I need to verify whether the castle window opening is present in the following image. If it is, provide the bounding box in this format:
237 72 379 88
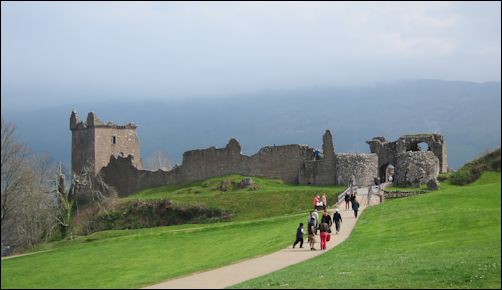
112 136 117 144
417 142 429 152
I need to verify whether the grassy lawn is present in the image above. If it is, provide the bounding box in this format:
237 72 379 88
127 174 345 221
1 214 306 289
231 172 501 289
385 184 429 191
2 174 344 289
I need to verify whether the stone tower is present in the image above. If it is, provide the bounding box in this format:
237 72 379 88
70 111 143 176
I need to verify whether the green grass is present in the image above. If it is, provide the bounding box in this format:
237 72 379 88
231 172 501 289
4 171 500 289
1 214 307 289
127 174 345 221
450 148 500 185
2 174 344 289
385 184 429 191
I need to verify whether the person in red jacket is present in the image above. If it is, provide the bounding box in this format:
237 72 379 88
313 195 319 209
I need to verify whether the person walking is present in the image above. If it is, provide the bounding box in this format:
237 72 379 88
312 209 319 228
321 210 332 228
350 191 356 208
319 221 330 250
308 217 317 251
321 193 327 210
293 223 304 248
313 195 319 209
352 198 360 218
333 208 342 234
344 191 351 210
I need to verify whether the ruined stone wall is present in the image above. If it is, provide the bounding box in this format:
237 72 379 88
78 110 448 196
94 126 143 174
70 111 143 176
247 145 314 183
176 140 313 184
367 137 398 179
298 130 336 185
101 155 177 197
175 139 251 183
298 159 336 185
335 153 378 186
102 140 316 196
397 134 447 173
368 134 448 182
71 128 95 175
394 151 440 186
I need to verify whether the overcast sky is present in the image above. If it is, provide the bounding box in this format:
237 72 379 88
1 1 501 109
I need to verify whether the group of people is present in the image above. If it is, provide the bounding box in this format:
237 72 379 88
293 208 343 251
313 193 328 210
294 189 364 251
343 189 360 217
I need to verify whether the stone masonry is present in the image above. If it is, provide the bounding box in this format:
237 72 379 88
71 111 447 196
367 133 447 186
70 111 143 176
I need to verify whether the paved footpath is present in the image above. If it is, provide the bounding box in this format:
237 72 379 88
143 186 380 289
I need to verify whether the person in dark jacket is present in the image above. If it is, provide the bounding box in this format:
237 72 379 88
308 217 317 251
344 191 351 210
350 192 356 207
293 223 304 248
321 210 332 227
333 208 343 234
352 199 360 218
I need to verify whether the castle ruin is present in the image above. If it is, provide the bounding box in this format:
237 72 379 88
70 111 447 196
70 111 143 176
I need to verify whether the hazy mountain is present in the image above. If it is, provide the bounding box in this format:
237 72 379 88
2 80 500 171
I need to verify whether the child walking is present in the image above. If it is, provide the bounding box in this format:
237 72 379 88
293 223 304 248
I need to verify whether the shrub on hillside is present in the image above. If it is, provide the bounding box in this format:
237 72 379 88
83 199 232 234
450 148 500 185
217 178 234 191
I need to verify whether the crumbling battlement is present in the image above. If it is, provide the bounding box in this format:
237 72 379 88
103 139 319 196
366 133 448 181
71 111 448 196
367 133 446 185
70 111 143 177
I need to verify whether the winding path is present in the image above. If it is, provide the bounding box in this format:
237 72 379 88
143 186 382 289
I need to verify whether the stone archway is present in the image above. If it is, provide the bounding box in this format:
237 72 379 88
385 164 395 182
379 164 388 181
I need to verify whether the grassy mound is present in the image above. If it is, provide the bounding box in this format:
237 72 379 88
450 148 500 185
232 171 501 289
128 174 345 221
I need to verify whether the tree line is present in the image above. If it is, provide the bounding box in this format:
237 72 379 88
1 119 115 256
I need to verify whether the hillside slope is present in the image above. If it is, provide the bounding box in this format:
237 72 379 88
232 171 501 289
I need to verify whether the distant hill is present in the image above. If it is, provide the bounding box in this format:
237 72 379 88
2 80 500 171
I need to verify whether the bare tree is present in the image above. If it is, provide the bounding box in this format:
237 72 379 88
145 150 173 171
1 119 58 253
1 119 31 226
69 165 117 235
70 165 116 209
